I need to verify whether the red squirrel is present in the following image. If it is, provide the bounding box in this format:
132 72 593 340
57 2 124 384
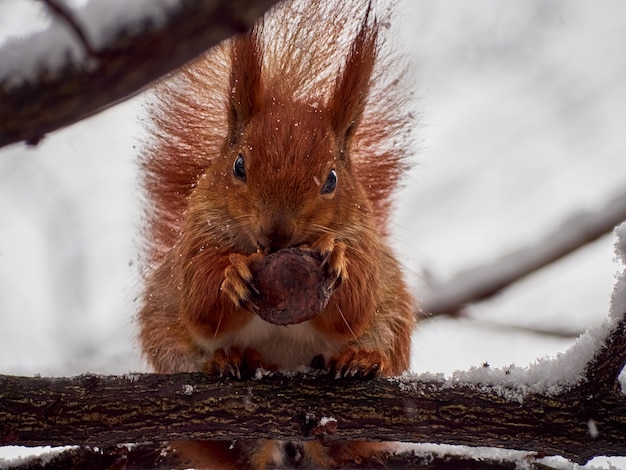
138 0 415 467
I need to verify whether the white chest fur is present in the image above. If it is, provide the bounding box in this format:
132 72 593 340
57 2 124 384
198 316 341 370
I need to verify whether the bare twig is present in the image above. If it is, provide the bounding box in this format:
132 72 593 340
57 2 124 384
40 0 96 56
422 188 626 316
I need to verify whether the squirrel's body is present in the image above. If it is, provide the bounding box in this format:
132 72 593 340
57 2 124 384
139 0 416 467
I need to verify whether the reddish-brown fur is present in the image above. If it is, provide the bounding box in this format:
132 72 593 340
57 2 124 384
139 0 415 467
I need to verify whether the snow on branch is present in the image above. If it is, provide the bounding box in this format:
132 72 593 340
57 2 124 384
0 0 280 148
422 189 626 317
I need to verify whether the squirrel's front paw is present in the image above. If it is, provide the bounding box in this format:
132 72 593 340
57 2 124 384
328 347 389 379
204 347 268 379
311 233 347 288
220 252 263 309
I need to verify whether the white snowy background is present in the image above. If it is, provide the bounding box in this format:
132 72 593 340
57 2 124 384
1 0 626 467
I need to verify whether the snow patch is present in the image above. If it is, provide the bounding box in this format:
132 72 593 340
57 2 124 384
0 446 78 466
610 222 626 322
612 222 626 396
253 367 272 380
394 443 533 466
0 0 182 86
74 0 182 49
443 306 618 402
319 416 337 426
587 419 599 439
404 223 626 403
394 443 614 469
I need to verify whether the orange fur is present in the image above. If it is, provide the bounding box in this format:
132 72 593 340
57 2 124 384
139 0 415 467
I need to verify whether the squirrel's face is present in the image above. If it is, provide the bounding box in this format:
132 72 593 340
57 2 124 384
184 23 378 254
228 100 355 253
193 99 365 254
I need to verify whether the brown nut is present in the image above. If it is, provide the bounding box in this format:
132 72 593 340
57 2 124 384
249 247 335 326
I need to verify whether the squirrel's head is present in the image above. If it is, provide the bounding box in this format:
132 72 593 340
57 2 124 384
191 12 378 254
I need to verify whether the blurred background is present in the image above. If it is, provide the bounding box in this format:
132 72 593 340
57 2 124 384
1 1 626 465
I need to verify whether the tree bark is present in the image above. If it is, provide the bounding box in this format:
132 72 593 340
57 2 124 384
1 311 625 466
0 0 280 148
0 371 624 464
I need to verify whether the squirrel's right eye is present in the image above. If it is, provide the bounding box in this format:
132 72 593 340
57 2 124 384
233 154 246 182
320 168 337 195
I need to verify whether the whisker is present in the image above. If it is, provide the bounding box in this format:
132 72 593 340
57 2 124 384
337 306 360 345
213 312 223 341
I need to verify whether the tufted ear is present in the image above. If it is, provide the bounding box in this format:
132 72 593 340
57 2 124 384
327 4 378 161
228 26 264 146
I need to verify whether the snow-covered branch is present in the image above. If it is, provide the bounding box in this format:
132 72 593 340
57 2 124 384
1 304 624 466
0 0 280 147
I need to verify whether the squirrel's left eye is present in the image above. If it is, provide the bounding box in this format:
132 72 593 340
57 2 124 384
233 154 246 182
320 168 337 194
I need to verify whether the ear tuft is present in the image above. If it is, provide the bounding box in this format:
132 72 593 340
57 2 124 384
328 2 378 160
229 27 264 146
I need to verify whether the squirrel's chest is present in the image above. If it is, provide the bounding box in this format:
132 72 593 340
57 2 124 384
215 316 341 370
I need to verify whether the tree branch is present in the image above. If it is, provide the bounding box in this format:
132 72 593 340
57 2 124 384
422 188 626 316
0 0 281 148
1 312 624 466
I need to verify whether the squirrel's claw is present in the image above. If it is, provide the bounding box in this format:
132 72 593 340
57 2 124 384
312 234 348 285
207 347 243 379
205 347 268 379
328 347 386 379
221 252 263 309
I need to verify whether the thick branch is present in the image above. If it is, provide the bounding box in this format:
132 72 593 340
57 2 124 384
1 371 623 464
1 308 625 466
0 0 280 148
422 188 626 316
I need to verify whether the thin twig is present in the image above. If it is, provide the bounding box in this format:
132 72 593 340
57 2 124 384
40 0 96 56
422 187 626 316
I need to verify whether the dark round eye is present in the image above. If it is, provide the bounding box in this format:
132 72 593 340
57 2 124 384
320 168 337 194
233 154 246 182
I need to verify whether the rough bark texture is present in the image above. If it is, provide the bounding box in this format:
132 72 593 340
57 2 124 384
1 312 625 467
0 370 624 464
0 0 280 148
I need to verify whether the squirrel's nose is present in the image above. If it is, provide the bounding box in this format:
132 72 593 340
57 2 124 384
258 216 296 253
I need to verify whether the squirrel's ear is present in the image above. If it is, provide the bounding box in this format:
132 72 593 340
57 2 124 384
228 27 264 145
328 5 378 161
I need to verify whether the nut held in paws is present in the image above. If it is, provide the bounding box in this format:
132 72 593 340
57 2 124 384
249 247 335 325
